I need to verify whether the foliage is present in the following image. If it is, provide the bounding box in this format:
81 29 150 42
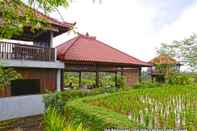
141 70 151 81
133 81 160 89
64 72 79 89
65 94 137 131
43 92 66 114
87 85 197 130
61 88 117 101
167 72 194 85
64 72 121 89
119 76 127 90
44 107 87 131
43 88 118 114
0 0 69 39
158 33 197 72
0 65 22 89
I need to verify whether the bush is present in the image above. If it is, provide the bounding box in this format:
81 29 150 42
167 73 194 85
44 107 87 131
43 92 66 114
61 88 118 100
65 94 137 131
43 88 118 114
133 81 160 89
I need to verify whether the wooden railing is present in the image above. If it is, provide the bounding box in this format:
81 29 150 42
0 42 55 61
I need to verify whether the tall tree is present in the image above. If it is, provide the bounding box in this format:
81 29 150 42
0 0 102 39
157 34 197 72
0 0 70 38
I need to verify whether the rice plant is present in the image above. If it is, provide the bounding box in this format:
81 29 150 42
87 85 197 130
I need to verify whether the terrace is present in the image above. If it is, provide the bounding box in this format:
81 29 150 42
0 41 55 61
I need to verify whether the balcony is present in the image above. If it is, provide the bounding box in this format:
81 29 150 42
0 42 55 61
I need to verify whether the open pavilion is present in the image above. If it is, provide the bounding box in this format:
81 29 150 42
56 33 151 89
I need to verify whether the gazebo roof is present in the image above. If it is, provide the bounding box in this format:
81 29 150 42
149 54 180 65
56 33 151 67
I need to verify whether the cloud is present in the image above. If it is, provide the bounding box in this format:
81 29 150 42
157 1 197 43
52 0 197 62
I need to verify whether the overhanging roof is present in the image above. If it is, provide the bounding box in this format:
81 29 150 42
56 33 151 67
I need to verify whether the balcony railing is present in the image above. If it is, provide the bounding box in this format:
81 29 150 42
0 42 55 61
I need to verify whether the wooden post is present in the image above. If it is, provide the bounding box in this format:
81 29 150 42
96 67 99 88
115 71 118 88
96 71 99 88
121 67 124 80
79 72 81 88
139 67 142 83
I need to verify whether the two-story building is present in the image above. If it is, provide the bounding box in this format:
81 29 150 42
0 3 74 97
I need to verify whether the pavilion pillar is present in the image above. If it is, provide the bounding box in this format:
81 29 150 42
139 67 142 83
79 72 81 88
115 71 118 88
96 67 99 88
121 67 124 80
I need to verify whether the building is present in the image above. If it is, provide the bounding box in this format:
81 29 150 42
0 3 74 97
149 54 181 82
57 33 151 88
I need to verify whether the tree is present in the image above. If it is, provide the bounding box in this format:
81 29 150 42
0 0 70 38
0 64 22 89
0 0 102 39
157 34 197 72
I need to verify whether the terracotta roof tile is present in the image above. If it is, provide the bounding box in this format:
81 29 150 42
56 33 151 67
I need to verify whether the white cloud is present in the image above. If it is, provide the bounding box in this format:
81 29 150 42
157 2 197 43
52 0 197 62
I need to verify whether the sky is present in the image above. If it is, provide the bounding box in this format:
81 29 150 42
51 0 197 62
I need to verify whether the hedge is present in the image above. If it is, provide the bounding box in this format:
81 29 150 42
61 87 118 101
65 94 137 131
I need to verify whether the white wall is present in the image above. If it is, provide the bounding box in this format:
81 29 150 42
0 95 44 121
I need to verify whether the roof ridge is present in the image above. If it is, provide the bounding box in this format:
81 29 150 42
61 35 82 57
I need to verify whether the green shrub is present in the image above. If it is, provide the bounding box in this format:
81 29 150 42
43 92 66 114
119 76 127 90
65 94 137 131
44 107 66 131
44 107 87 131
133 81 160 89
167 73 194 85
43 88 118 114
61 88 117 100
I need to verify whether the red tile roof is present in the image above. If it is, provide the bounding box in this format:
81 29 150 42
32 8 74 30
56 33 151 67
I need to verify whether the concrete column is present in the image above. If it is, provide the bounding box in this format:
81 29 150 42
61 69 64 91
50 31 54 48
56 69 61 91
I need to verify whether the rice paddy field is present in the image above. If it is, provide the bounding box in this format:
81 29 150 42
87 85 197 130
